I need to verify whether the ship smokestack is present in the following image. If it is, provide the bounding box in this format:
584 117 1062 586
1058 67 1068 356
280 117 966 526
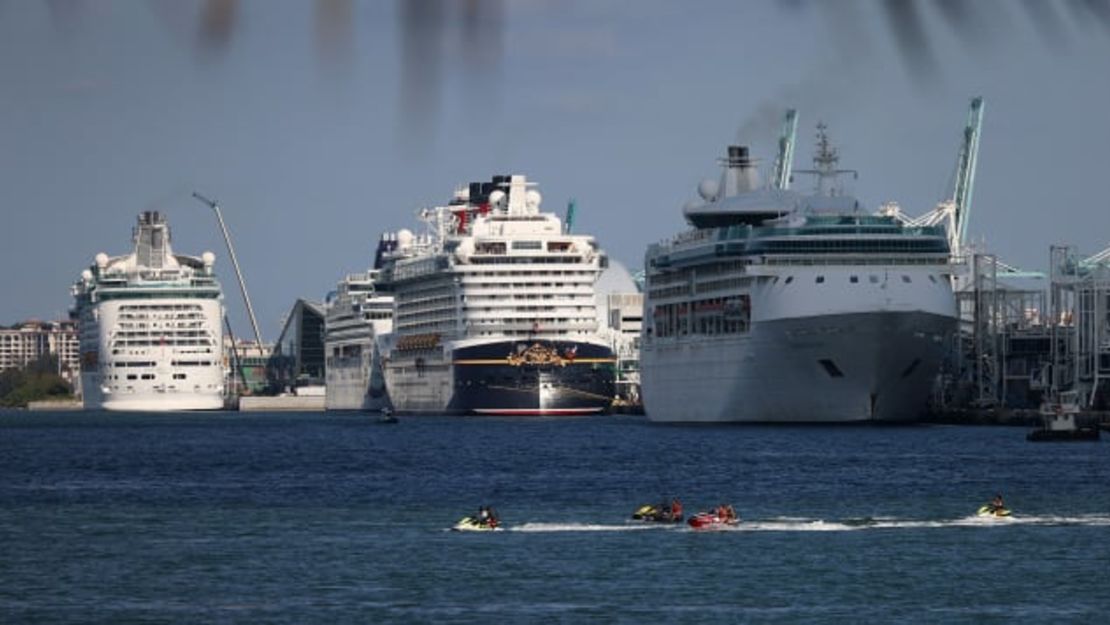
134 211 170 269
723 145 759 196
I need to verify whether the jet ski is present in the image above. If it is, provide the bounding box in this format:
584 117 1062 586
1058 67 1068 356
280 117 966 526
977 505 1011 518
632 504 683 523
452 516 501 531
687 510 739 530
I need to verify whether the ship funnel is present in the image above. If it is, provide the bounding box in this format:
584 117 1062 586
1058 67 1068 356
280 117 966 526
722 145 759 197
134 211 171 270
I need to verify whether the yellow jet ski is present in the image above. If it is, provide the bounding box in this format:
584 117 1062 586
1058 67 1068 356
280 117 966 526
631 502 683 523
452 516 501 532
977 505 1011 518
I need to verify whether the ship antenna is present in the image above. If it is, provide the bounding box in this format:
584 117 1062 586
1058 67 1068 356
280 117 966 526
792 122 858 196
192 191 266 349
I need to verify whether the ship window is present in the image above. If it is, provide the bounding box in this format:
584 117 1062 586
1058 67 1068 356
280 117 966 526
141 374 155 380
818 359 844 378
815 276 825 284
785 276 794 284
902 275 912 283
126 374 137 380
850 276 859 283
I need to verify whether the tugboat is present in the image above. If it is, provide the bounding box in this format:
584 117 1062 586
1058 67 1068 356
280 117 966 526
1027 391 1100 442
376 407 398 424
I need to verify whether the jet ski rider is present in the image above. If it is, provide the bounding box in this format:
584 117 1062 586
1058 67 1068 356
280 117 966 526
669 497 683 521
478 505 499 528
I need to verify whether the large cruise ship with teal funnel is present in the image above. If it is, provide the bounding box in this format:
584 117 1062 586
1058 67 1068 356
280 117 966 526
72 212 226 411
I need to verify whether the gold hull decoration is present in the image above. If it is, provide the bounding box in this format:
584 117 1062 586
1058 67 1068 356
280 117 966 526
453 357 617 366
450 342 616 366
507 342 566 367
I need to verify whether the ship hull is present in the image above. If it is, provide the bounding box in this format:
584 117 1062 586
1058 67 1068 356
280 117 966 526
81 373 224 411
324 344 390 412
385 339 616 415
78 297 225 413
641 310 956 422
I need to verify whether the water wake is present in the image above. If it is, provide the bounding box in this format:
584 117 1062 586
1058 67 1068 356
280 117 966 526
510 522 674 533
723 514 1110 532
476 514 1110 534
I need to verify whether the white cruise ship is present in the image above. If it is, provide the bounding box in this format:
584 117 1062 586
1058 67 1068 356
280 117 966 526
379 174 617 415
324 236 395 411
72 212 225 411
641 129 958 422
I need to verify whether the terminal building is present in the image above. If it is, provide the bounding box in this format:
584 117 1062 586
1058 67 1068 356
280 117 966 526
267 299 326 394
595 261 644 407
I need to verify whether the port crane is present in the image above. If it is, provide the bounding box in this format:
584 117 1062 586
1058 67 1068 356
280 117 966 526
891 97 984 259
191 191 266 350
771 108 799 190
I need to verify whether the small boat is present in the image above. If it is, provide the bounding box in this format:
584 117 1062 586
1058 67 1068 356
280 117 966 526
1028 393 1100 442
452 516 501 532
977 505 1011 518
377 407 398 424
687 510 739 530
631 503 683 523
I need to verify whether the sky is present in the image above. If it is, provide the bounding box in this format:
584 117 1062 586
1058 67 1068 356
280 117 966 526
2 0 1109 340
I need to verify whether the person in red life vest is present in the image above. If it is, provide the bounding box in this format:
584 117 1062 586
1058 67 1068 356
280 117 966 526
670 497 683 521
724 504 737 522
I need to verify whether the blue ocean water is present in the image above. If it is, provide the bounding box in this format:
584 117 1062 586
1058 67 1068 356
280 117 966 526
1 411 1108 624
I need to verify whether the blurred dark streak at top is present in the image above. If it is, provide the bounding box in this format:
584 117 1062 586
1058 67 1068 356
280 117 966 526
315 0 353 70
198 0 236 56
397 0 503 154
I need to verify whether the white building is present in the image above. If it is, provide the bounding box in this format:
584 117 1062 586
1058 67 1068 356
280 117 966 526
594 261 643 405
0 320 80 382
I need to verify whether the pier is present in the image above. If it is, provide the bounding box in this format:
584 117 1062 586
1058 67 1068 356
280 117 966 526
931 244 1110 420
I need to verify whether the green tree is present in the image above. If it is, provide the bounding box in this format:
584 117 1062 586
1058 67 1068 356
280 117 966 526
0 356 73 407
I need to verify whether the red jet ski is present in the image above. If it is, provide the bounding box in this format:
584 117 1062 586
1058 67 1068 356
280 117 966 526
687 506 739 529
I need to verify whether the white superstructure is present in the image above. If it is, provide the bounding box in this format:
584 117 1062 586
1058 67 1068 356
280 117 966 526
72 212 225 411
641 131 959 422
379 174 617 415
324 256 394 411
